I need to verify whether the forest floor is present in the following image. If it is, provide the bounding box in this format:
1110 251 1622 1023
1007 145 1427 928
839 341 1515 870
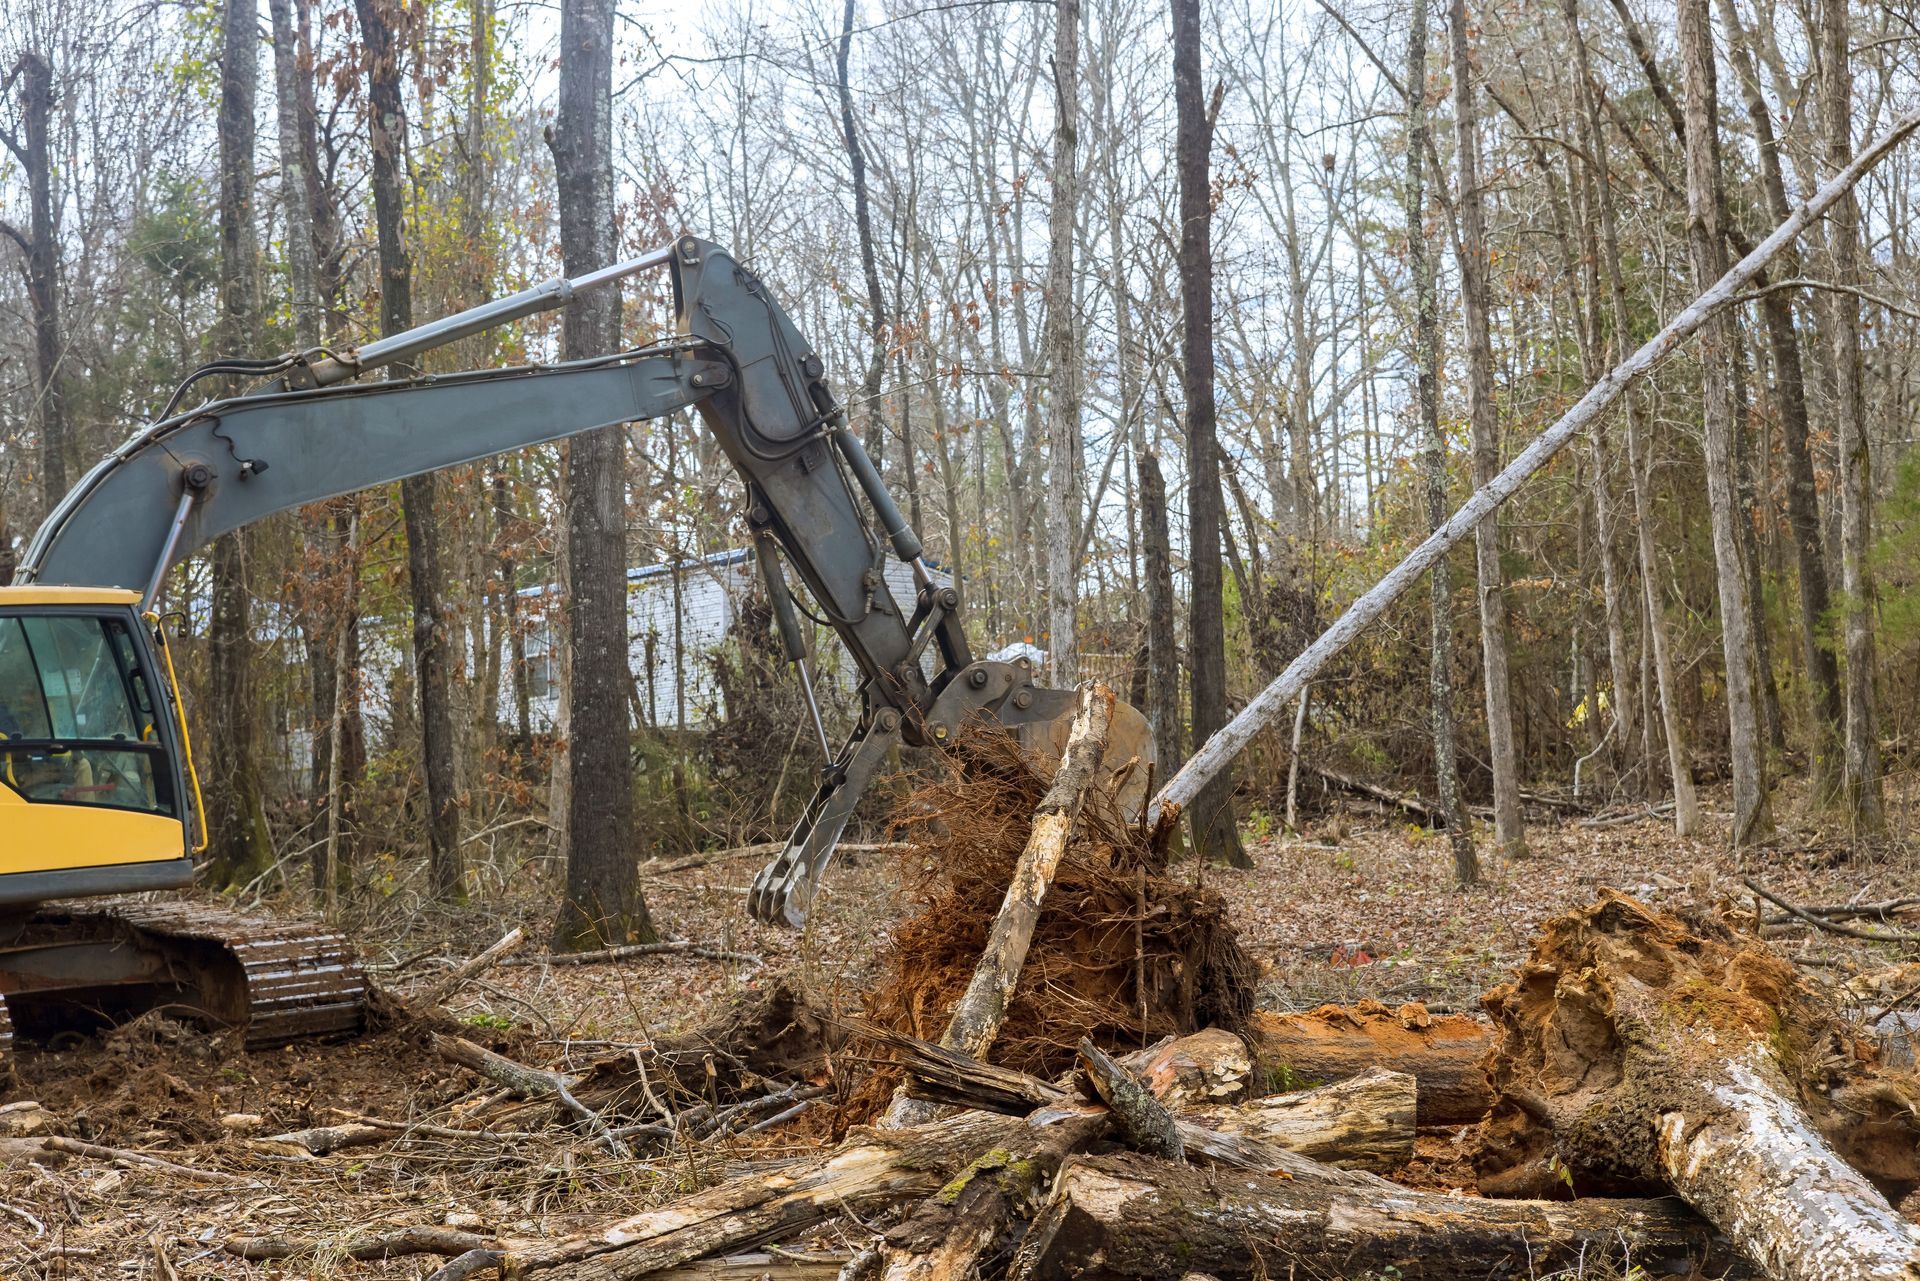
6 769 1920 1278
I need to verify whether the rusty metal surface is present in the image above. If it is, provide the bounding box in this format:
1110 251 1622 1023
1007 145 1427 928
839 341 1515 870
14 899 364 1048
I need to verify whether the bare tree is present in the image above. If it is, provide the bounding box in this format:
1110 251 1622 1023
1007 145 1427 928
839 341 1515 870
1172 0 1246 868
0 51 66 508
1678 0 1772 845
353 0 465 895
204 0 272 889
1409 0 1476 888
1043 0 1082 683
1447 0 1522 860
1820 0 1884 833
548 0 654 949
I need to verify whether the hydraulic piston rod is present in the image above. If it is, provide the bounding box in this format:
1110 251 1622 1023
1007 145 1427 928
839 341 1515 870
303 245 676 388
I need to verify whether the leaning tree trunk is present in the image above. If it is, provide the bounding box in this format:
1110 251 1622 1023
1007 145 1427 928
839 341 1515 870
548 0 651 949
1172 0 1248 868
1678 0 1772 845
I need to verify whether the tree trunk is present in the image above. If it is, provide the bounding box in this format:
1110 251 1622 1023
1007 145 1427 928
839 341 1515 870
204 0 273 890
1678 0 1772 845
1136 449 1183 775
354 0 465 897
1042 0 1082 685
1447 0 1525 860
1008 1154 1740 1281
547 0 652 950
1563 0 1701 831
1407 0 1477 888
1821 0 1885 834
1 53 69 508
1172 0 1247 868
836 0 889 467
1716 0 1844 805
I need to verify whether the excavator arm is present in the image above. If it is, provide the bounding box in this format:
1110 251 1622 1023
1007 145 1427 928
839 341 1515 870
16 236 1145 927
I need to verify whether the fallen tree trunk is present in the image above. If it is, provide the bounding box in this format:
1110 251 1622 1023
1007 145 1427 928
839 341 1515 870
1475 891 1920 1281
1007 1152 1745 1280
503 1112 1036 1278
1244 1001 1492 1124
1148 102 1920 833
1182 1065 1414 1172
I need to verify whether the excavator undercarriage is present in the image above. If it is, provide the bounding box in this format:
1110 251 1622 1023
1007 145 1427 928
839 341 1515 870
0 899 363 1062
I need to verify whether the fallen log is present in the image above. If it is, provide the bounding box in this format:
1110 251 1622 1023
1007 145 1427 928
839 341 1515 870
1006 1152 1745 1280
502 1111 1038 1278
433 1034 628 1157
225 1226 495 1262
1181 1065 1414 1171
1475 891 1920 1281
1116 1028 1249 1109
421 925 525 1007
1243 1001 1493 1124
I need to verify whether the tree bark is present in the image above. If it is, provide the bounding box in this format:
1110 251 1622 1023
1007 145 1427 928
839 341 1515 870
1447 0 1525 860
1 53 68 507
1678 0 1772 845
1172 0 1247 868
204 0 273 890
1820 0 1885 833
1407 0 1477 888
1008 1154 1740 1281
547 0 651 949
1182 1066 1415 1172
354 0 464 897
1043 0 1082 685
1716 0 1844 806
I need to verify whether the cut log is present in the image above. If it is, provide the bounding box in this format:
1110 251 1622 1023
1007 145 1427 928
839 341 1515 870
887 684 1115 1127
1007 1152 1745 1280
1475 891 1920 1281
1181 1065 1414 1172
1244 1001 1492 1124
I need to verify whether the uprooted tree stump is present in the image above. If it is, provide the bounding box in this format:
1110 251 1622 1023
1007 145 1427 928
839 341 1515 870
1474 890 1920 1281
860 724 1255 1095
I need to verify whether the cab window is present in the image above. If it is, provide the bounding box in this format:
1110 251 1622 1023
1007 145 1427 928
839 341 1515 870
0 615 174 816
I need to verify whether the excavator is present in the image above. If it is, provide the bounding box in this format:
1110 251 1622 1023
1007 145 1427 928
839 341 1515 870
0 236 1149 1059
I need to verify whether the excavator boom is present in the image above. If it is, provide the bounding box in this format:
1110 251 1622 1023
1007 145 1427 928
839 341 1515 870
2 236 1149 1012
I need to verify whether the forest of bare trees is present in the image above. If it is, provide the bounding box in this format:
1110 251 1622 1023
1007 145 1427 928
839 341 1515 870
6 0 1920 919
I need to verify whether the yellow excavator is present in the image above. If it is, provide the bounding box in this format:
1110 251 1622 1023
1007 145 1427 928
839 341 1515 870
0 237 1149 1059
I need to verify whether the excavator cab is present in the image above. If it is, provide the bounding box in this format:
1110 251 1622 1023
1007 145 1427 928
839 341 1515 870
0 590 195 905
